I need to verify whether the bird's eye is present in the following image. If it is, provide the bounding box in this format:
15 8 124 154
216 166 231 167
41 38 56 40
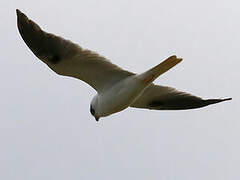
90 105 95 115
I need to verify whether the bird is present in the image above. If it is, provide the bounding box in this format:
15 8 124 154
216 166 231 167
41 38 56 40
16 9 231 121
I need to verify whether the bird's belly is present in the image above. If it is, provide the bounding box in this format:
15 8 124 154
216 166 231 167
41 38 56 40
99 76 147 117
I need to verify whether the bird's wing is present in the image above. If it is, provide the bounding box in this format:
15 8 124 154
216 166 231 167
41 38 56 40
131 84 231 110
16 9 134 92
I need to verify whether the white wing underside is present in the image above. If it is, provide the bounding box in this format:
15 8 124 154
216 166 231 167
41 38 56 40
16 10 231 111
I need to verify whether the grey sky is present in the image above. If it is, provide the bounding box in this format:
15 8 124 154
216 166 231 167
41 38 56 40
1 0 239 179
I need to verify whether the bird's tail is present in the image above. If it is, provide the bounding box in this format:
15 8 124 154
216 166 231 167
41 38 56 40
137 55 182 84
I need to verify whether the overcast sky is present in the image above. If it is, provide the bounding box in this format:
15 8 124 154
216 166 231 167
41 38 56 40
1 0 239 179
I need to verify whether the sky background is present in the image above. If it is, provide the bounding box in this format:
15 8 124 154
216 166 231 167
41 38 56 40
1 0 239 179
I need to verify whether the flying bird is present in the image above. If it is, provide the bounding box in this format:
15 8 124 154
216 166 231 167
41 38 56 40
16 9 231 121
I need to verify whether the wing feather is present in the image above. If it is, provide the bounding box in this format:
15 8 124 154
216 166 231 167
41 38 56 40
16 9 133 92
131 84 231 110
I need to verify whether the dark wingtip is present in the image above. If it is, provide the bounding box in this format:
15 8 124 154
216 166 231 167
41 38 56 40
205 97 232 106
16 9 28 19
16 9 20 15
16 9 29 30
16 9 25 18
223 98 232 101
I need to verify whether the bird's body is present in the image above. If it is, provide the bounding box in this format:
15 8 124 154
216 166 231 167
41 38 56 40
16 9 231 121
92 75 144 118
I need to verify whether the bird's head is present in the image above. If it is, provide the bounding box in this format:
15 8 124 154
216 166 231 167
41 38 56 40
90 95 100 122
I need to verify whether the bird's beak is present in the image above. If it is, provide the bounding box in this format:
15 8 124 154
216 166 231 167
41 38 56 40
95 116 99 122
